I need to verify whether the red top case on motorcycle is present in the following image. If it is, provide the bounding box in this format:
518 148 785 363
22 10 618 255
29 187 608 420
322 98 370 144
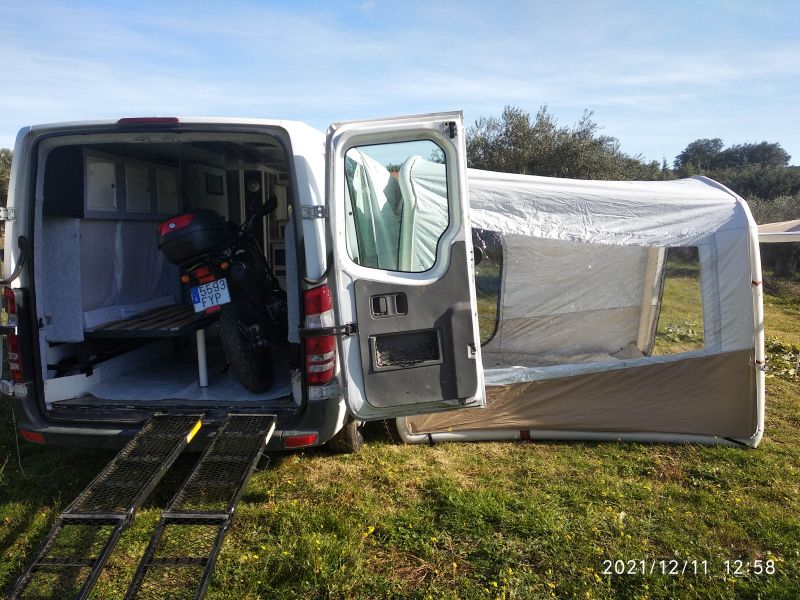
157 210 228 267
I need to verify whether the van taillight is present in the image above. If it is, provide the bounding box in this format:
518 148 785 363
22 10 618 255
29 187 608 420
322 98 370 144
3 286 23 383
284 433 318 448
158 213 195 237
304 285 336 386
20 429 45 444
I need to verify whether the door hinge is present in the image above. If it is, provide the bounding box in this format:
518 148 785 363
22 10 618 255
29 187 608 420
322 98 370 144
300 205 328 220
443 122 457 139
1 380 28 397
0 207 16 221
308 382 345 400
299 323 357 338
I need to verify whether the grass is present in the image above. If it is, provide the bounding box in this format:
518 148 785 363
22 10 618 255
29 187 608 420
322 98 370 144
763 277 800 347
652 259 705 355
1 276 799 598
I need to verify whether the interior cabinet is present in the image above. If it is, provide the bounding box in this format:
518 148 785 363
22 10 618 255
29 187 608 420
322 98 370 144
125 164 151 212
86 158 117 211
85 151 179 217
157 168 179 214
183 164 227 218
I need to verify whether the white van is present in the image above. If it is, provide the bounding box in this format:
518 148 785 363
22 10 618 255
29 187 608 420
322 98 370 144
1 113 486 452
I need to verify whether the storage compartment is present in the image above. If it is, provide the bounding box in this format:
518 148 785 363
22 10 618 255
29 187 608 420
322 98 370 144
35 132 301 415
157 210 228 266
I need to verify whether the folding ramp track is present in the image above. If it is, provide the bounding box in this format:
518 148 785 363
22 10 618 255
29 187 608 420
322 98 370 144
124 413 276 600
9 414 204 600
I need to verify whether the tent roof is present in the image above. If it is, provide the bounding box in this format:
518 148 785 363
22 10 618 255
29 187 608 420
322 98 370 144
466 171 753 247
758 219 800 243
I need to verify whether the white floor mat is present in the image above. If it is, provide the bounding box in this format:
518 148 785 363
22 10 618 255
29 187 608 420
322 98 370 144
83 344 293 402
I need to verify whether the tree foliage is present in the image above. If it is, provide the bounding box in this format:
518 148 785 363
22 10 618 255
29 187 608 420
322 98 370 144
673 137 800 276
466 105 662 180
674 138 799 200
717 142 790 169
746 193 800 277
673 138 725 171
716 165 800 200
0 148 12 207
675 138 790 172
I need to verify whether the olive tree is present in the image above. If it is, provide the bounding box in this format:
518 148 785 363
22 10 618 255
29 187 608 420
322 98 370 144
0 148 12 207
467 105 661 180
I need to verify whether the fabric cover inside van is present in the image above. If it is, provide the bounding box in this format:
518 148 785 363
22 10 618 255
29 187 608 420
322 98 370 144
80 220 180 329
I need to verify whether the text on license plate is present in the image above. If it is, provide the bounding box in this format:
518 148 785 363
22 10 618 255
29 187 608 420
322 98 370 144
190 278 231 313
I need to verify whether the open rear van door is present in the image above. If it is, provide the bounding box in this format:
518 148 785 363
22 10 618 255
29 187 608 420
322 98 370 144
325 112 485 420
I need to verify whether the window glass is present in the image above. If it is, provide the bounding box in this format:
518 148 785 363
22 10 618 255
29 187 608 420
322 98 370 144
473 228 503 345
344 140 449 272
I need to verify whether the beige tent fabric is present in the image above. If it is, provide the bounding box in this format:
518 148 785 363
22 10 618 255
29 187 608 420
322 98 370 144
407 350 756 440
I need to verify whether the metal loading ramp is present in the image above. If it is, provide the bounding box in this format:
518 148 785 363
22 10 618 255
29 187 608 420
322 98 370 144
9 414 204 600
125 413 276 600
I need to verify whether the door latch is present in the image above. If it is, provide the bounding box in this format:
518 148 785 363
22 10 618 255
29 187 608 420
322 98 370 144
0 207 16 221
298 322 357 338
300 205 328 220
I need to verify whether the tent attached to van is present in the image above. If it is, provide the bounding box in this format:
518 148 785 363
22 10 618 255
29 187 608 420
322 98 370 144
395 163 765 447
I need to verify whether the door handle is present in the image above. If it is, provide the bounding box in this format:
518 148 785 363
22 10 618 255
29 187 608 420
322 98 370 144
370 293 407 318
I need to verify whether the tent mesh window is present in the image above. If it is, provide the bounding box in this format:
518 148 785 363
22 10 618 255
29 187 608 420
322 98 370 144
482 237 678 368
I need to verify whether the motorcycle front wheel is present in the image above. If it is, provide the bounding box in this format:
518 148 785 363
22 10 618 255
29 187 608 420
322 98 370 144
219 304 274 392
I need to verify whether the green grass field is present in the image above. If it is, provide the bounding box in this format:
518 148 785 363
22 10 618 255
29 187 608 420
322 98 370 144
1 273 799 599
652 259 705 356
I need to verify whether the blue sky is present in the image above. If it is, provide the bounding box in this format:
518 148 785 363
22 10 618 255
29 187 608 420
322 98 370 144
1 0 798 165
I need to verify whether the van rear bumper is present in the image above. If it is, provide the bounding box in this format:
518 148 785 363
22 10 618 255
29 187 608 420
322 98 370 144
5 391 346 451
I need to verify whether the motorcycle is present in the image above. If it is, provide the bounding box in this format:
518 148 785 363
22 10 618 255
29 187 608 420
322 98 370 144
157 198 288 392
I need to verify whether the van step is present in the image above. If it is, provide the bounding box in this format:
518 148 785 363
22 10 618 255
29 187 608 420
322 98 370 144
124 413 276 600
9 414 204 600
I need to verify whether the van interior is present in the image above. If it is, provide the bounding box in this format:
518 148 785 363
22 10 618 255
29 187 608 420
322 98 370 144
35 132 300 418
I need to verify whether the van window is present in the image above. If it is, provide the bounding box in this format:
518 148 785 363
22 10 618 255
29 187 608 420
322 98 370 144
344 140 449 272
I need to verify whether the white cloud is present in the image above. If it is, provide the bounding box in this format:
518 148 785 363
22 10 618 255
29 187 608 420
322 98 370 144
0 0 798 163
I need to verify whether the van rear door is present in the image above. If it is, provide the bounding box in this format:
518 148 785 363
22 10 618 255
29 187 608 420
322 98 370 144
325 112 485 420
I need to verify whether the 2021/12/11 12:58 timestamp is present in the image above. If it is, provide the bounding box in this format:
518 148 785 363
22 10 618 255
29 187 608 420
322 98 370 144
601 559 777 576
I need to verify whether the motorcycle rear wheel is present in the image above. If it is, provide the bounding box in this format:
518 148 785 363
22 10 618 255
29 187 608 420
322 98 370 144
219 304 274 392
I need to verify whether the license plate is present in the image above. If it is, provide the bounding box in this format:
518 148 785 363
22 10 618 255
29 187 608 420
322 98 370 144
190 278 231 313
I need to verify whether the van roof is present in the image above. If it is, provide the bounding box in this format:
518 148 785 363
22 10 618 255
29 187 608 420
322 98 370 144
23 117 325 142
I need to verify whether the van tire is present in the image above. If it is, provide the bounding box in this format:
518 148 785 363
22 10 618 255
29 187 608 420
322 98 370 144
327 418 364 454
219 305 274 392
